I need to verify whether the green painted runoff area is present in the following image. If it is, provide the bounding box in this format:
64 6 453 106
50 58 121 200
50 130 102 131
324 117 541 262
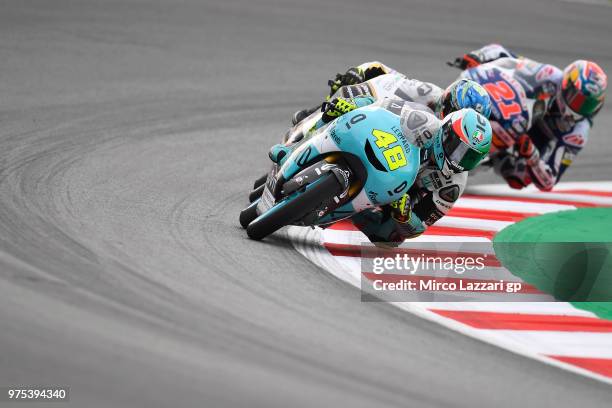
493 208 612 320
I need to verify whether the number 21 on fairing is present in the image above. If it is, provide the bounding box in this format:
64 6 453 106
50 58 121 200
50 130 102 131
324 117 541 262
372 129 407 171
483 80 523 120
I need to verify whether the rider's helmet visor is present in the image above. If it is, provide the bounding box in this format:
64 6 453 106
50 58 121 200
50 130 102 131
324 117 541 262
441 122 485 172
559 82 586 121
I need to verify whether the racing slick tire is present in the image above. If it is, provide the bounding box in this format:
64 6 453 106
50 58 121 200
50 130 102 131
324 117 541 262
239 200 260 229
253 173 267 189
245 173 343 240
248 184 265 203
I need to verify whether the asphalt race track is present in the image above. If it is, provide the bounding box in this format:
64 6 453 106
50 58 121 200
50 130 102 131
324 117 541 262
1 0 611 407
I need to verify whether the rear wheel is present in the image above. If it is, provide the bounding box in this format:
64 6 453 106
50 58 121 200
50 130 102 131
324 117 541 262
246 174 343 240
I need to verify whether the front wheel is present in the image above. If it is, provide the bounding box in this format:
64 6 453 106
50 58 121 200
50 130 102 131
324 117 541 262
246 173 343 240
248 184 265 203
253 173 267 189
239 200 259 229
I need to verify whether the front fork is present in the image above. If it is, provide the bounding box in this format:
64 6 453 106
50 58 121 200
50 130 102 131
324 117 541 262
282 157 350 197
279 156 353 222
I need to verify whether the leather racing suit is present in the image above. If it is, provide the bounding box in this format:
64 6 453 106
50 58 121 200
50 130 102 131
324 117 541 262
456 44 596 191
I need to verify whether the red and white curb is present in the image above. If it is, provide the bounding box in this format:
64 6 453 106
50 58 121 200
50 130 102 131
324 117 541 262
288 181 612 384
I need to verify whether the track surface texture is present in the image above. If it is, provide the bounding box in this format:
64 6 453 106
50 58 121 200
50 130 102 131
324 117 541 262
1 0 611 407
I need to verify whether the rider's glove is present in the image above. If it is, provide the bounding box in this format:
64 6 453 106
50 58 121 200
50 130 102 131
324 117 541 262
320 97 358 123
388 193 412 224
447 52 481 70
388 193 426 240
528 159 555 191
328 67 365 96
268 143 292 166
516 134 539 166
514 134 554 190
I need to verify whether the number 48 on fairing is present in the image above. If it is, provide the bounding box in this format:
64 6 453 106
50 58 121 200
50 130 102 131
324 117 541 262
372 129 407 171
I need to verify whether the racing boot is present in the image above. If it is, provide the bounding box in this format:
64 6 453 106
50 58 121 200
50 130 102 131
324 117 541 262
291 105 320 125
268 143 293 166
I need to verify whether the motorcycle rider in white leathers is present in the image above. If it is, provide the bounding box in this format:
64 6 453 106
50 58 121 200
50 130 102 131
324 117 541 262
293 60 489 123
449 44 608 191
